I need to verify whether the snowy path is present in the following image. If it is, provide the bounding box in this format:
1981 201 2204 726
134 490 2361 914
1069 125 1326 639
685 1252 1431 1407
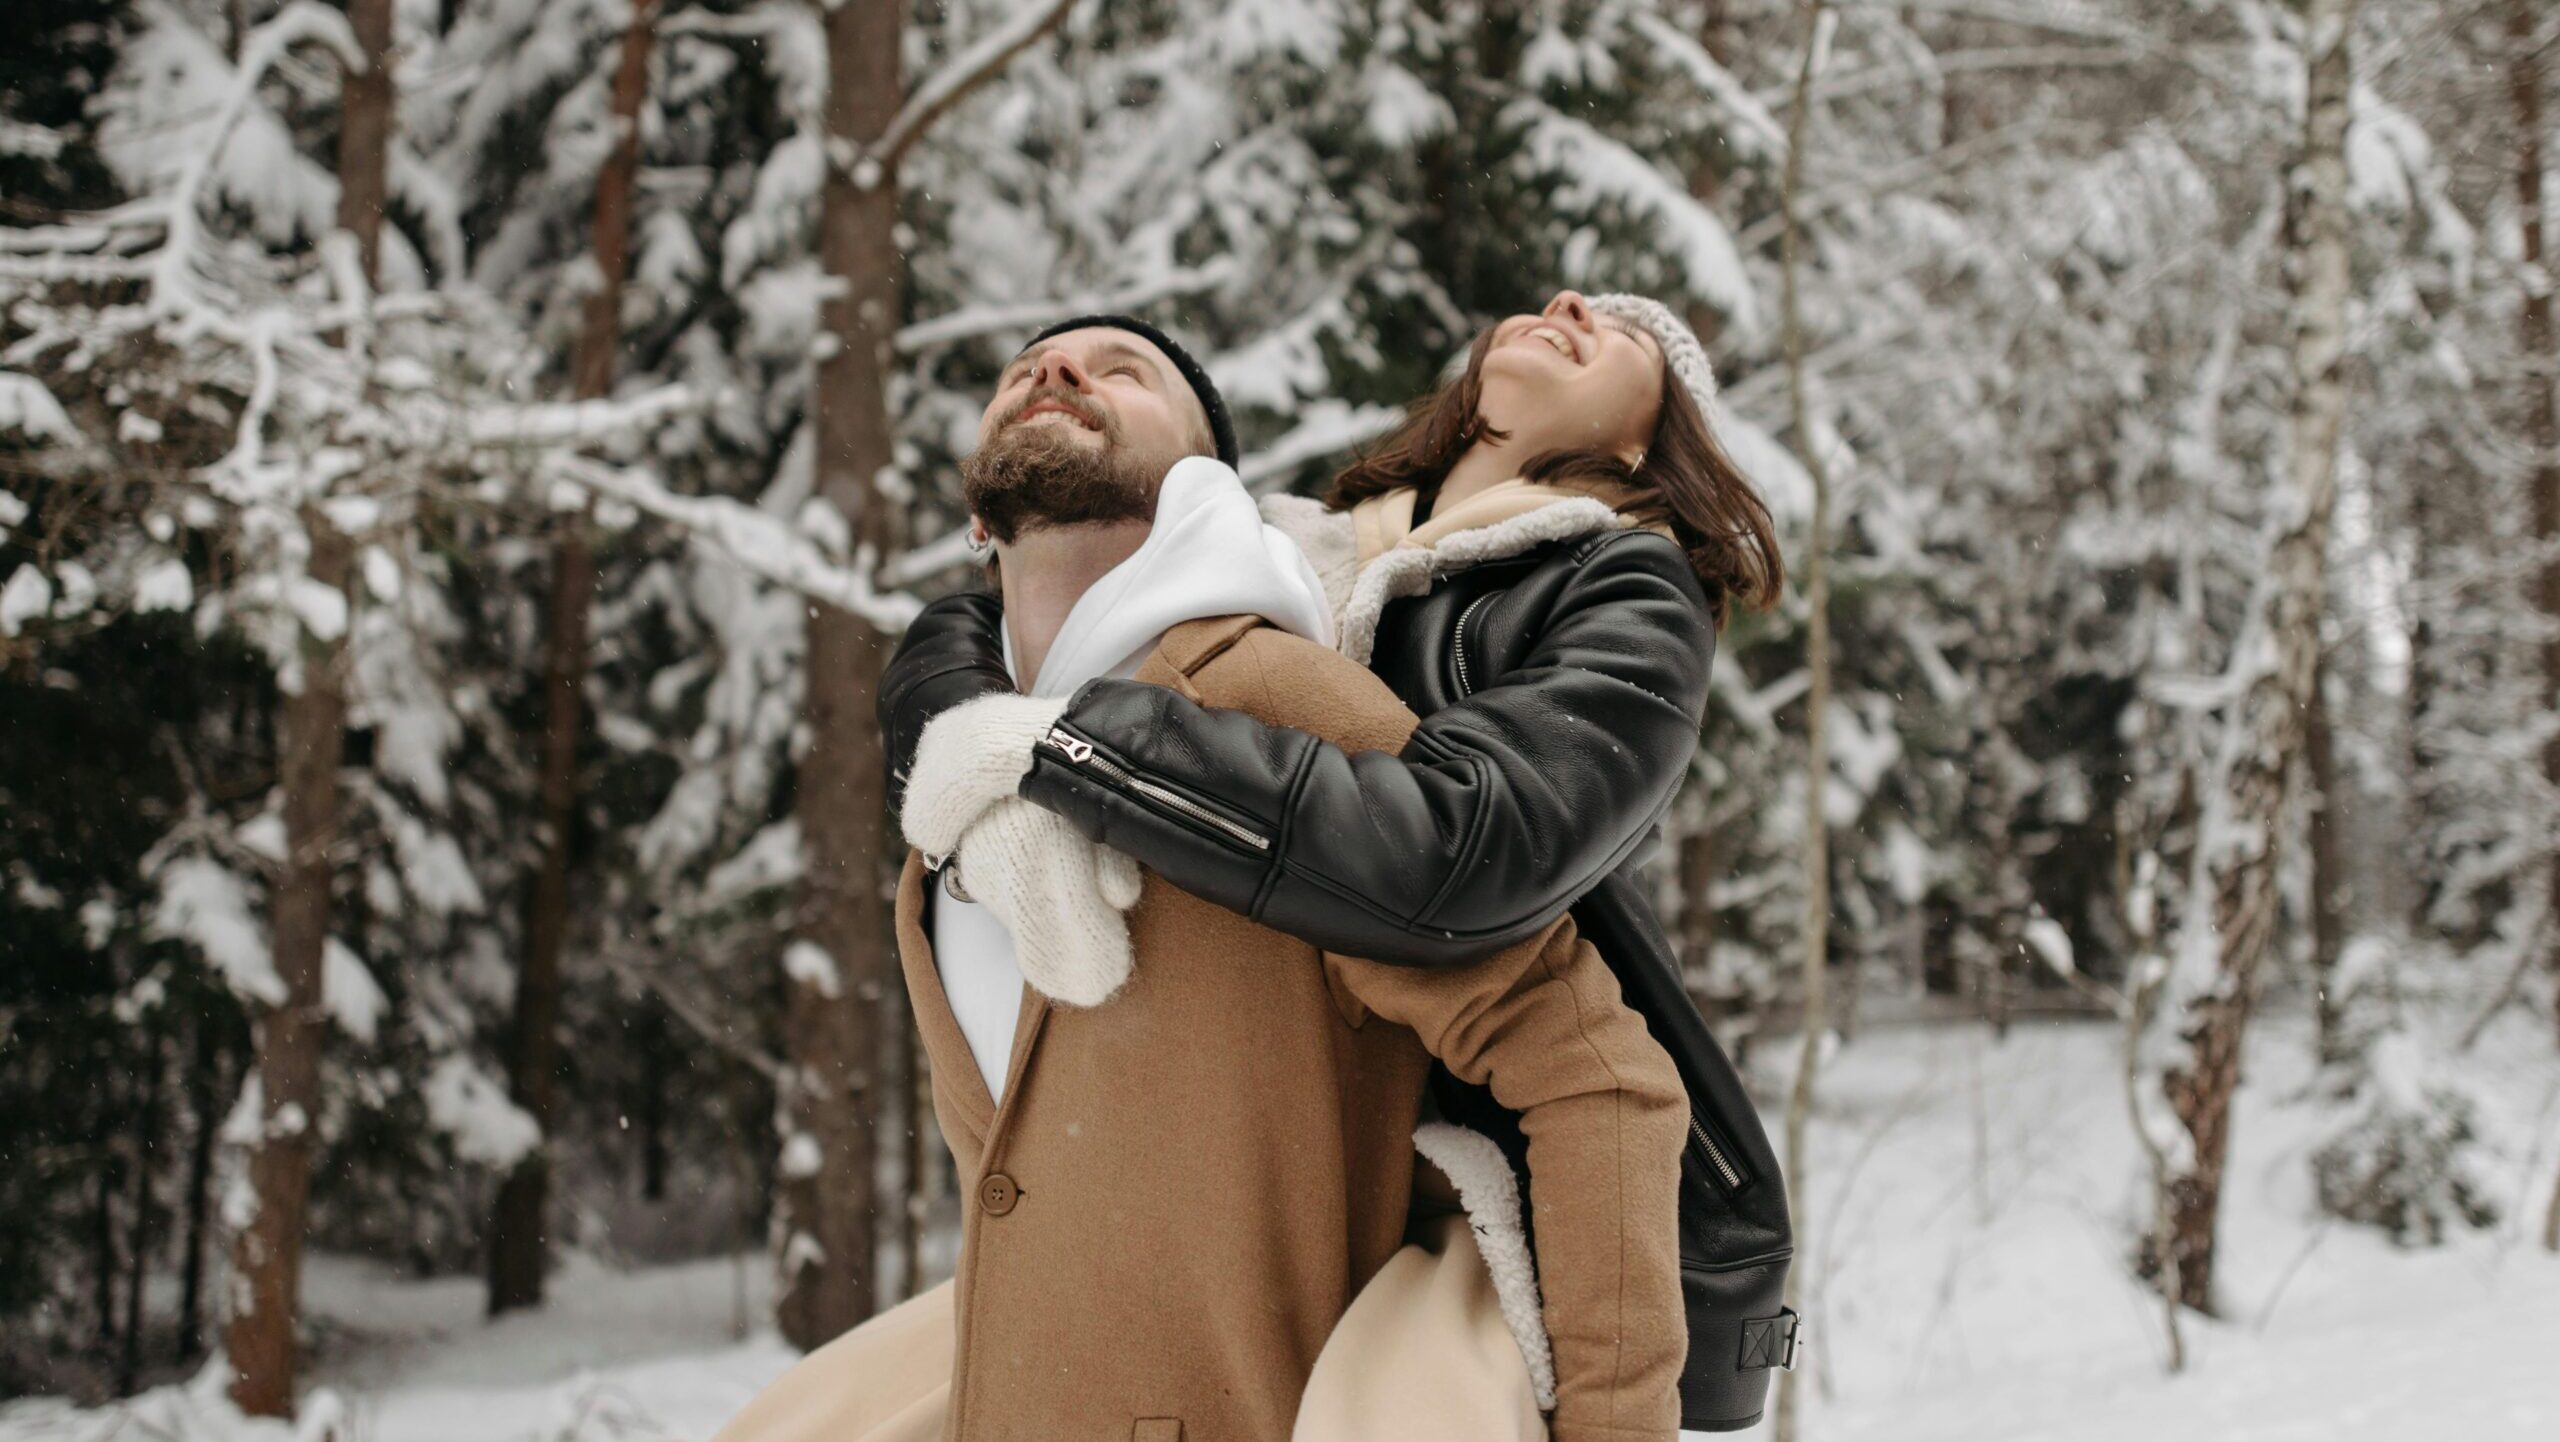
302 1251 774 1394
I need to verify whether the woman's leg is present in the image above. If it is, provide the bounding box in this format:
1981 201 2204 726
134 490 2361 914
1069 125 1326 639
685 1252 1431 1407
1292 1213 1546 1442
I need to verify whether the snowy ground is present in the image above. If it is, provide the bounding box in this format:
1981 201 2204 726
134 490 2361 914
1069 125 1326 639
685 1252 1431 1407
1786 1007 2558 1442
6 1006 2553 1441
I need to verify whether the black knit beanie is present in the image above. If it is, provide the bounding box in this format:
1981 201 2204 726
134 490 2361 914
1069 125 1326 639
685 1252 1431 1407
1021 314 1238 468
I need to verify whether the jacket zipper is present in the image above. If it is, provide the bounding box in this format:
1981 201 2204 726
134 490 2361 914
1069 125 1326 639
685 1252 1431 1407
1690 1113 1745 1190
1041 725 1273 853
1451 592 1496 697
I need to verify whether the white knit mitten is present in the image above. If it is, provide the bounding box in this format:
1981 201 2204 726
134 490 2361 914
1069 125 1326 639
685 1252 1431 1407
952 798 1144 1007
900 693 1069 860
1094 844 1143 911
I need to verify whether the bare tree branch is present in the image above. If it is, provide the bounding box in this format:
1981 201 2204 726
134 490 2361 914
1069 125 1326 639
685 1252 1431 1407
860 0 1079 183
1732 114 2062 253
1807 44 2147 107
546 454 924 631
599 950 782 1083
1833 0 2156 50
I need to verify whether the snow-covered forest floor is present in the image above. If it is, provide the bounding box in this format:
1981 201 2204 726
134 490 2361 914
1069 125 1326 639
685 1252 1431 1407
8 1006 2550 1442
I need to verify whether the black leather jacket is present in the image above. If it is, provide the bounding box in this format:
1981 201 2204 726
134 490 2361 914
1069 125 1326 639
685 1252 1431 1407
879 520 1796 1429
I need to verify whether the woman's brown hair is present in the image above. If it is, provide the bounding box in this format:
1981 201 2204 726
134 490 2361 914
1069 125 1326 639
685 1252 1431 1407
1327 327 1785 628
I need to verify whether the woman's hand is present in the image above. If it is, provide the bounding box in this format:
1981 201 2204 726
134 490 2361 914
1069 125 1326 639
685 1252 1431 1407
899 692 1068 860
878 591 1016 816
949 798 1144 1007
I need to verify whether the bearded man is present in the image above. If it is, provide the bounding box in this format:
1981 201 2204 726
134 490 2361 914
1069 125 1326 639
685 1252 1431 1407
713 316 1689 1442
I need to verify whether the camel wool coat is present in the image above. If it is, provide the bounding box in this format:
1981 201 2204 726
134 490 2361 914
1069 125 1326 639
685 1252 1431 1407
899 614 1688 1442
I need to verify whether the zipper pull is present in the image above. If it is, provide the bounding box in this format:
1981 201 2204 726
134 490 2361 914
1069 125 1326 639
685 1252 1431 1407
1043 725 1094 763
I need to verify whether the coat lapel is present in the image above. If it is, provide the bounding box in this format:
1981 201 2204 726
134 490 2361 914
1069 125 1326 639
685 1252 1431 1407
984 988 1051 1146
907 618 1258 1164
895 854 1000 1143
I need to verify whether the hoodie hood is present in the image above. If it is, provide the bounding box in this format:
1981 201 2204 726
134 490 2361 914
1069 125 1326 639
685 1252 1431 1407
1017 456 1335 696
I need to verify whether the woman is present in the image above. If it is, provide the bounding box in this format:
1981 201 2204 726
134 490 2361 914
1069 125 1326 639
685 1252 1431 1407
882 290 1796 1433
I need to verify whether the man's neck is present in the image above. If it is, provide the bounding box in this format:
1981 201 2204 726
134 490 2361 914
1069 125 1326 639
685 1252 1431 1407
995 520 1154 692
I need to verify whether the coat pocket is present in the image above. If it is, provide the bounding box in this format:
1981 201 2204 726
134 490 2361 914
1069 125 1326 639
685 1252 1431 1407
1131 1420 1183 1442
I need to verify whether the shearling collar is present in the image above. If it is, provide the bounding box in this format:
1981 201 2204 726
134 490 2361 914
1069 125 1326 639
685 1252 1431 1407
1257 479 1649 666
1353 476 1650 563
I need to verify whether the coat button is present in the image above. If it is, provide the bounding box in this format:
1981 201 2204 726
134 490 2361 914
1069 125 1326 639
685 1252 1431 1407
979 1173 1019 1216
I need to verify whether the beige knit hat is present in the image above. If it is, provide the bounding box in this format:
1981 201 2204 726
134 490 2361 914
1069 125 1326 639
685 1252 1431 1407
1587 293 1723 424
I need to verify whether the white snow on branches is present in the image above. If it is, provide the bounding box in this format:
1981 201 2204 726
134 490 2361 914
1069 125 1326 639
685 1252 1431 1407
1512 102 1759 335
425 1054 541 1169
0 566 53 637
151 858 280 1006
781 940 842 1000
0 373 78 445
323 938 386 1044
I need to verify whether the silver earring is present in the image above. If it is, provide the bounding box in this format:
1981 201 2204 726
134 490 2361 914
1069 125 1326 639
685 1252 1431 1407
965 521 994 561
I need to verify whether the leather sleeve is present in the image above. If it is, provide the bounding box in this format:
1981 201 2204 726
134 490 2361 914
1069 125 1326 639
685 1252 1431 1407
877 589 1015 818
1021 533 1716 968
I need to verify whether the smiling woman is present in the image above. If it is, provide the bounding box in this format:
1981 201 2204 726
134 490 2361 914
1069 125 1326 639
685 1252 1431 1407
1469 293 1669 482
1328 291 1778 616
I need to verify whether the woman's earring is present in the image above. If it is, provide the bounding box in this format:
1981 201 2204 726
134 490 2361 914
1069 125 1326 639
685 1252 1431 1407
965 519 995 561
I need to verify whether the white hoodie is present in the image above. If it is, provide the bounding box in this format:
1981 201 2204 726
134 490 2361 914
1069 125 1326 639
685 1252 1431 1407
929 456 1335 1103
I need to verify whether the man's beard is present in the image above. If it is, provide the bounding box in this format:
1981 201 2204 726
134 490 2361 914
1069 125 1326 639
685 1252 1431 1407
961 394 1165 543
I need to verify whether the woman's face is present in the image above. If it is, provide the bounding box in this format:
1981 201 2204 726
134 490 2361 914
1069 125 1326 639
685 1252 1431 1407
1473 291 1666 464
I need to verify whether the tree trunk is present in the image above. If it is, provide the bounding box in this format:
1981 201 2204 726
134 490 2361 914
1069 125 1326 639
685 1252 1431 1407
2506 0 2560 1045
638 1000 671 1202
2545 1167 2560 1253
1683 0 1736 348
1676 804 1721 1021
1412 0 1524 323
223 521 352 1420
1973 724 2021 1040
1773 6 1831 1438
2159 0 2356 1313
223 2 388 1412
119 1044 164 1393
780 0 906 1350
484 527 592 1312
1937 14 1984 148
178 1016 220 1362
2306 646 2348 1061
92 1125 120 1353
488 0 656 1318
334 0 391 286
2402 477 2437 936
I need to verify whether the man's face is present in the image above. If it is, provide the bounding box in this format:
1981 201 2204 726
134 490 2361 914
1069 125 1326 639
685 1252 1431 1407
961 327 1214 543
